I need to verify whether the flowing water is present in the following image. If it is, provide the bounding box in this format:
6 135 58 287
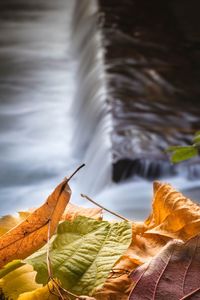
0 0 200 220
0 0 77 214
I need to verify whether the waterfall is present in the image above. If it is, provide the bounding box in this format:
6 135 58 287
69 0 113 197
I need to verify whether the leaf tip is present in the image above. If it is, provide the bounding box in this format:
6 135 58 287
153 181 162 193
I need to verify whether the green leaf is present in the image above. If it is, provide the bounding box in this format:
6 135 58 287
166 146 184 152
193 131 200 144
171 146 198 163
27 216 132 296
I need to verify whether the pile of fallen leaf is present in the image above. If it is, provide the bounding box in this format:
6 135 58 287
1 177 200 300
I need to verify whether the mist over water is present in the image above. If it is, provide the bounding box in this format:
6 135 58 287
0 0 200 220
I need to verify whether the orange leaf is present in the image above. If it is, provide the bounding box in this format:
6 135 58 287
62 203 102 221
0 179 71 268
94 273 134 300
129 234 200 300
145 181 200 240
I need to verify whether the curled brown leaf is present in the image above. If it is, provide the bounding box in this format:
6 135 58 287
0 179 71 268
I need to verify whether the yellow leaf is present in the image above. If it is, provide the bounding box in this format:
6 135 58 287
0 264 41 300
18 281 58 300
0 179 71 268
62 203 102 221
18 281 96 300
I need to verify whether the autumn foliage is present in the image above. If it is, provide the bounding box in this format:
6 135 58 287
0 179 200 299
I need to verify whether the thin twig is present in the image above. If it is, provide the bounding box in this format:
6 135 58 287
55 282 82 300
67 164 85 182
80 194 129 221
46 220 53 279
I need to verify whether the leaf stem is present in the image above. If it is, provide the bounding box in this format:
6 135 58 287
80 194 129 221
46 220 53 279
67 164 85 182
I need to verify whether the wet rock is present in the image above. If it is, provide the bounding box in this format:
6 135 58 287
99 0 200 181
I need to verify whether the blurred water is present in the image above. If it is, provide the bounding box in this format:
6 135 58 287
0 0 77 213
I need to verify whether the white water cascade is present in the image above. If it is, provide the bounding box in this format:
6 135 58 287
0 0 200 220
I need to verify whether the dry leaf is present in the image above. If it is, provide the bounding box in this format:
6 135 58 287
18 279 96 300
0 264 42 300
0 179 71 268
129 234 200 300
94 273 133 300
1 180 200 300
0 215 24 237
95 181 200 300
0 211 33 237
77 297 96 300
18 281 58 300
62 203 102 221
145 181 200 240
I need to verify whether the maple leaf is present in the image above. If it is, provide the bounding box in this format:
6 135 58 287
129 234 200 300
0 179 71 268
27 216 132 296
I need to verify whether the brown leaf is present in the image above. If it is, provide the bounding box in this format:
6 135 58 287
129 234 200 300
0 179 71 268
62 203 102 221
77 297 96 300
94 273 133 300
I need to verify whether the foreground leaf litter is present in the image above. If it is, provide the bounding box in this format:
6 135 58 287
27 216 131 295
0 179 71 268
0 180 200 299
